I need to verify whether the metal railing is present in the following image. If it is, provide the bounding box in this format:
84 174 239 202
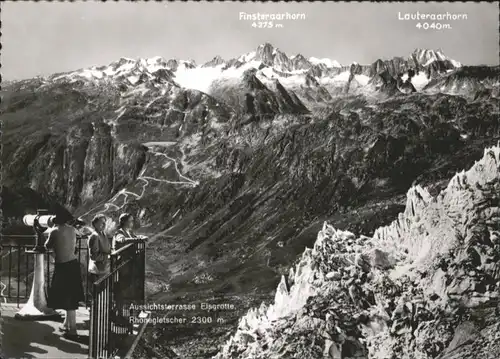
89 241 146 359
0 235 92 306
1 234 148 358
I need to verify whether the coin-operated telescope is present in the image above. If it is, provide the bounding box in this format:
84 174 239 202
23 214 55 227
15 209 59 320
22 212 55 253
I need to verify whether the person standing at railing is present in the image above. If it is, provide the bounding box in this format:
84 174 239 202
44 211 85 340
88 214 111 286
111 213 147 327
112 213 148 252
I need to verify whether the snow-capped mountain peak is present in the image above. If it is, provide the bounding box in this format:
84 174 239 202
238 51 257 63
202 55 226 68
412 48 460 67
309 57 342 68
255 42 276 65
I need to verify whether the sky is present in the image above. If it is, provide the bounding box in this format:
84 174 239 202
2 1 499 80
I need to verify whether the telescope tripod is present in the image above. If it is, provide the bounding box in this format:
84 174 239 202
15 213 60 320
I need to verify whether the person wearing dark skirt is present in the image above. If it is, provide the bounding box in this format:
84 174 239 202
45 212 85 339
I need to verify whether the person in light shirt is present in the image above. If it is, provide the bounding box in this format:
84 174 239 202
88 214 111 282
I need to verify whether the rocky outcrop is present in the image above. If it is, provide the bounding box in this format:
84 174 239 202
214 145 500 359
209 69 309 121
203 56 226 68
423 66 500 98
290 54 312 72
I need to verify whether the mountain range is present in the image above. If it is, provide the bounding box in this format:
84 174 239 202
1 43 499 358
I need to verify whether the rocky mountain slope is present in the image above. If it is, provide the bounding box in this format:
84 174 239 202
1 44 499 358
214 145 500 359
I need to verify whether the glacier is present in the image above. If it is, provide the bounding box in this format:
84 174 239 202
214 145 500 359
